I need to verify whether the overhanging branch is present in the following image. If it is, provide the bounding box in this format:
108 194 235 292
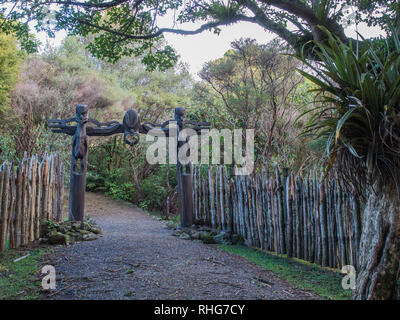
243 0 307 50
76 14 257 40
31 0 134 9
259 0 347 42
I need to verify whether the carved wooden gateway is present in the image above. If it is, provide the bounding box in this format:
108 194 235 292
48 105 209 227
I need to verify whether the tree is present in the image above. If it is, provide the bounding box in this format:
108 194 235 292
0 11 39 53
0 32 21 120
0 31 21 161
298 30 400 299
1 1 397 70
198 38 308 172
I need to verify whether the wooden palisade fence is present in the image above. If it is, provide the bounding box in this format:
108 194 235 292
0 153 64 252
192 165 362 270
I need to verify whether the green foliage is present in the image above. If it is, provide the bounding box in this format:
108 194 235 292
2 0 395 71
0 33 191 187
105 169 136 202
86 171 106 192
139 168 169 210
0 32 21 121
349 0 400 32
218 244 352 300
196 38 320 172
0 13 39 54
0 134 16 162
1 0 180 70
88 137 178 212
298 28 400 186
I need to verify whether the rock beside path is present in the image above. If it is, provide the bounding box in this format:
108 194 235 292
40 218 103 245
168 221 244 245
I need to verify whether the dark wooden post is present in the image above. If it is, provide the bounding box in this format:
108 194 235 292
175 107 186 227
174 107 195 228
181 173 194 227
69 105 88 221
142 107 209 228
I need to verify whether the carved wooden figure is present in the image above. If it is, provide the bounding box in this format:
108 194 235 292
49 105 209 226
69 105 89 221
48 106 141 221
139 107 210 227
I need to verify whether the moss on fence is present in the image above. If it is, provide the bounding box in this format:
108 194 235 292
218 244 352 300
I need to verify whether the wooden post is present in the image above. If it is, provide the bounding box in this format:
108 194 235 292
231 177 238 234
223 165 232 232
351 189 361 270
28 157 37 242
203 167 209 225
303 171 310 261
282 168 289 254
57 160 64 222
267 178 275 252
325 177 333 267
181 172 194 227
219 166 225 230
21 157 29 246
69 106 88 221
276 168 286 254
215 166 220 229
242 175 252 246
261 168 269 250
34 159 42 239
237 175 245 240
246 175 253 246
286 174 294 257
193 165 198 221
207 167 216 229
0 162 9 251
42 157 49 222
51 154 58 221
7 163 16 249
319 179 329 266
0 165 4 250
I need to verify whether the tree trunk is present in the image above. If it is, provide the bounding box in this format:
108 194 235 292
354 181 400 300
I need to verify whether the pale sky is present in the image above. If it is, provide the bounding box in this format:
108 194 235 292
33 15 385 80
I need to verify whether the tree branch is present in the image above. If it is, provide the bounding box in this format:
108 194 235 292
259 0 347 41
243 0 308 50
32 0 133 9
0 1 18 28
261 0 321 25
75 14 256 40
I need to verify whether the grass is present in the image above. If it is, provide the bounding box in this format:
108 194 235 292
218 244 352 300
0 248 49 300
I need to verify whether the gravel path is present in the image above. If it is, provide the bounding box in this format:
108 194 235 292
44 192 318 300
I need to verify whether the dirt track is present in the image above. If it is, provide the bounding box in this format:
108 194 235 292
44 192 318 300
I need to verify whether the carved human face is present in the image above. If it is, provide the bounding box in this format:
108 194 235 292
123 109 140 131
76 104 89 124
174 107 186 124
